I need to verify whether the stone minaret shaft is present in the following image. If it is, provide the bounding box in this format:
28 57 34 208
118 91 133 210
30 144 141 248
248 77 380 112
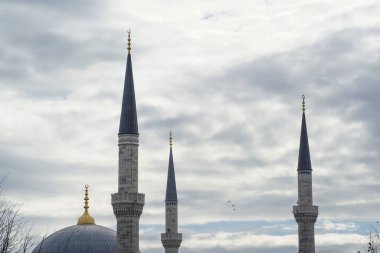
293 96 318 253
161 133 182 253
112 31 145 253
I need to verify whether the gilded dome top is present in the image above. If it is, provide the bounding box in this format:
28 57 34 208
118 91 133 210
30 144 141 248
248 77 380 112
77 185 95 225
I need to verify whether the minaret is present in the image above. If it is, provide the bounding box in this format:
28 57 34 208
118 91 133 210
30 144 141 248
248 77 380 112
161 132 182 253
112 30 145 253
293 95 319 253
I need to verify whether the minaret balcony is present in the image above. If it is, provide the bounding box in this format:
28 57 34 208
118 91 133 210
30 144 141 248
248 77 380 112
111 192 145 205
293 205 318 223
161 233 182 241
293 205 318 214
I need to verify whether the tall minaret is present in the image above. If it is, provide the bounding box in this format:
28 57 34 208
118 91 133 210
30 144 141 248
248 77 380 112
293 95 319 253
161 132 182 253
112 30 145 253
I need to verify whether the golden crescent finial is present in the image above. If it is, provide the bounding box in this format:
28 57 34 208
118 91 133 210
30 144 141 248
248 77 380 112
84 185 89 211
302 95 306 112
77 185 95 225
127 29 131 54
170 131 173 148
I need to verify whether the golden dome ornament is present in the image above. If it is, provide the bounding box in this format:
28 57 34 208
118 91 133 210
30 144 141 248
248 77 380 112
77 184 95 225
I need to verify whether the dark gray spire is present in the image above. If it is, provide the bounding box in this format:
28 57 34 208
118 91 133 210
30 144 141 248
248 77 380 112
119 32 138 135
297 96 312 171
165 133 178 202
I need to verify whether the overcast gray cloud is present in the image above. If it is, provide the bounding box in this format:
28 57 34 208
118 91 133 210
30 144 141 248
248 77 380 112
1 0 380 252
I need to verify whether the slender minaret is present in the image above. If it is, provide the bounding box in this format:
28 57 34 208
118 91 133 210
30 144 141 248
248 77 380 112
293 95 319 253
161 132 182 253
112 30 145 253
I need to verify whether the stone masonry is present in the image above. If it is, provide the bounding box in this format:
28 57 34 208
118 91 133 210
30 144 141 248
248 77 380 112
293 172 318 253
112 134 145 253
161 201 182 253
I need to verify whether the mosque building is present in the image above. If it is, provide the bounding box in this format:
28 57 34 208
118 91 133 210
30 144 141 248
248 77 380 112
31 32 317 253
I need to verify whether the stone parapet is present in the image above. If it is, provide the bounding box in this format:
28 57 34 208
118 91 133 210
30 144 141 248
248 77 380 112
293 205 318 214
112 202 144 217
112 193 145 217
293 205 318 223
112 192 145 204
161 233 182 248
161 233 182 240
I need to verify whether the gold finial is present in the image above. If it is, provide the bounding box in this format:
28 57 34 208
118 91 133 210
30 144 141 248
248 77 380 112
302 95 306 112
84 184 89 211
170 131 173 148
77 184 95 225
127 29 131 53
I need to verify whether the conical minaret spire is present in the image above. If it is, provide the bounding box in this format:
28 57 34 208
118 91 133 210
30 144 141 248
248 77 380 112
119 29 138 134
293 95 318 253
162 132 182 253
298 95 312 171
166 132 178 202
112 31 145 253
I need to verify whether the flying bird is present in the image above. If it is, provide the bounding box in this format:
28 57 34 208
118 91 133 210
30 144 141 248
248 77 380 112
227 200 237 211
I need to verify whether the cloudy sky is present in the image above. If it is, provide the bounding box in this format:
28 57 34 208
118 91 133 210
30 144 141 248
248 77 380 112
1 0 380 252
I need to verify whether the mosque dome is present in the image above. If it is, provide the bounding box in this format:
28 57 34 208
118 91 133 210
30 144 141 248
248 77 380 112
32 185 116 253
31 224 116 253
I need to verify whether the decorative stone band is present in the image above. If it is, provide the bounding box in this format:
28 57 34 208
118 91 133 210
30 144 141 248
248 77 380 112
161 233 182 248
161 233 182 240
293 205 318 223
293 205 318 214
112 192 145 217
118 134 139 145
166 201 178 206
293 212 318 223
112 202 144 217
111 192 145 204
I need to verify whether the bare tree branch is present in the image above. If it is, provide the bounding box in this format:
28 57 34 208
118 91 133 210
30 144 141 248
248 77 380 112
0 177 38 253
357 222 380 253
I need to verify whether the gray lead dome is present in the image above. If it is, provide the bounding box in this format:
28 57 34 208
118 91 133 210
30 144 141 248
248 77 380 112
32 224 116 253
